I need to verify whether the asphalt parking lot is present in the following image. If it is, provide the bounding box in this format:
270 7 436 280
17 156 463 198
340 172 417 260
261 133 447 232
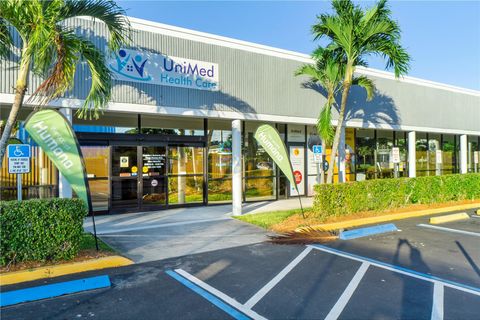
2 208 479 320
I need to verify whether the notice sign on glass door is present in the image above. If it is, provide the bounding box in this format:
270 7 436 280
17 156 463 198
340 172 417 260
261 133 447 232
289 146 305 196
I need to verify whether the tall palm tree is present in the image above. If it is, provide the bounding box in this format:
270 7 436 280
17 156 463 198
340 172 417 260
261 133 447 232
295 47 343 183
313 0 410 183
0 0 131 164
296 46 375 183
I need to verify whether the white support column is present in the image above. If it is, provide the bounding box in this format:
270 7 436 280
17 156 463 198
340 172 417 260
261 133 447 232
58 107 72 198
408 131 416 178
232 119 242 216
337 126 346 183
460 134 468 174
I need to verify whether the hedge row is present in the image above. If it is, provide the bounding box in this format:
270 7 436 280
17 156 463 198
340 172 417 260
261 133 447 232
0 198 87 266
313 173 480 219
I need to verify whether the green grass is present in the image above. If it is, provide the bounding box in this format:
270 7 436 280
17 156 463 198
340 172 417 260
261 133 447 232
234 209 305 229
79 233 116 252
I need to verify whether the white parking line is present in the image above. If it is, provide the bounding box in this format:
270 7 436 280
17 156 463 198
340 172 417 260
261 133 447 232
431 282 444 320
417 224 480 238
244 247 313 309
324 262 370 320
310 245 480 297
174 269 267 320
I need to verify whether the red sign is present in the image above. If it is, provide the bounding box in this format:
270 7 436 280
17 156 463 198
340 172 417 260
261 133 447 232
293 170 302 184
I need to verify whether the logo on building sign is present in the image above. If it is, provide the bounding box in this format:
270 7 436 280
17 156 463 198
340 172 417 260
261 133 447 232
108 48 219 91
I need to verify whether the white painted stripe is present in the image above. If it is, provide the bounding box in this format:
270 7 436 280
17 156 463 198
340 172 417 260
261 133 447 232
244 247 313 309
310 245 480 297
175 269 267 320
325 262 370 320
95 217 230 235
431 282 444 320
417 224 480 238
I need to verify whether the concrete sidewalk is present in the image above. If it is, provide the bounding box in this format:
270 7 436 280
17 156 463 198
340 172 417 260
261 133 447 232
83 198 312 263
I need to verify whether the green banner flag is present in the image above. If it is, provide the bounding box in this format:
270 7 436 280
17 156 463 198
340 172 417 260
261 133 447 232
254 124 296 187
24 109 91 211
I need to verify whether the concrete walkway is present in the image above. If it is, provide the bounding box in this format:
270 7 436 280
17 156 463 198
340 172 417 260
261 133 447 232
83 197 312 263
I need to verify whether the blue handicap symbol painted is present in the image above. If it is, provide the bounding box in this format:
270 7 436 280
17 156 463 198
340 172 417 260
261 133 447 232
7 144 31 158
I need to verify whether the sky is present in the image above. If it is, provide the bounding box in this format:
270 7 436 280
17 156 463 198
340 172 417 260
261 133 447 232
118 1 480 91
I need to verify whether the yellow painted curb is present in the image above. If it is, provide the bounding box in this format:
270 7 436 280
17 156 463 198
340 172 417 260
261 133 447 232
0 256 133 286
296 202 480 232
430 212 470 224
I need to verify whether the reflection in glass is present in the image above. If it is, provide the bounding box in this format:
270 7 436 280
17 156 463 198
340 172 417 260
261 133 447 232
82 146 110 211
355 129 375 180
208 127 233 203
168 176 204 204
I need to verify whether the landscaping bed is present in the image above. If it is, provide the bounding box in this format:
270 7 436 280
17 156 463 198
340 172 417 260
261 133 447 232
236 199 480 233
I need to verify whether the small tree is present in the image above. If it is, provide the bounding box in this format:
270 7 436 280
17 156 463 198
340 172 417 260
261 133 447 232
313 0 410 183
0 0 131 164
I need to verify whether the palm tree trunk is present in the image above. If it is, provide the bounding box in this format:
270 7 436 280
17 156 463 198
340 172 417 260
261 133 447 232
0 50 31 166
320 139 326 184
326 82 352 184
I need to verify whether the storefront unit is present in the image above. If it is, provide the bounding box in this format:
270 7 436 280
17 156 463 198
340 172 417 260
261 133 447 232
1 16 479 214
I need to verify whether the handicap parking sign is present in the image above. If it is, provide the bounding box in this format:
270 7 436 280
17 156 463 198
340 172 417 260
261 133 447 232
7 144 31 174
8 144 31 158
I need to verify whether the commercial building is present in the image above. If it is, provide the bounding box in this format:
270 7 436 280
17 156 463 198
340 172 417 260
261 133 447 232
1 17 479 214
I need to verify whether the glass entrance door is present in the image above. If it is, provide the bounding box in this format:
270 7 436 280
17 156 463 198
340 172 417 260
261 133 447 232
142 146 167 207
111 146 139 210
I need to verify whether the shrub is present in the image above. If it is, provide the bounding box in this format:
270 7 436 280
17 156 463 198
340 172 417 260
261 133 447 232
313 173 480 220
0 198 87 266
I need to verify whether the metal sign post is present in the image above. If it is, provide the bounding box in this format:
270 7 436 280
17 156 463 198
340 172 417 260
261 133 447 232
7 144 31 201
313 145 323 185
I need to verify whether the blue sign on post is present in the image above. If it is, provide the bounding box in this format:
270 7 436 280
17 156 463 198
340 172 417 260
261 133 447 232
8 144 31 174
8 144 31 158
313 145 323 163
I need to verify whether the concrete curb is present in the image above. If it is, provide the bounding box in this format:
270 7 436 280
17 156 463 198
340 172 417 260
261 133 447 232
430 212 470 224
0 256 133 286
296 202 480 232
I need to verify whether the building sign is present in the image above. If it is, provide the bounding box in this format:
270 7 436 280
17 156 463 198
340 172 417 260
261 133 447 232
108 48 219 91
289 146 305 196
307 147 320 196
8 144 31 174
391 147 400 164
143 153 166 175
288 125 305 143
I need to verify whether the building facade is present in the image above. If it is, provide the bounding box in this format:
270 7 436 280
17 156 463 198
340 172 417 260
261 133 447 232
1 17 479 214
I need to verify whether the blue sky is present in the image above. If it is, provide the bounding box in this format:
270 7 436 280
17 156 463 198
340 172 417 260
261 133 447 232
118 1 480 91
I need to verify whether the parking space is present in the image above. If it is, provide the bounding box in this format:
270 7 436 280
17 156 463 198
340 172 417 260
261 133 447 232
2 208 479 319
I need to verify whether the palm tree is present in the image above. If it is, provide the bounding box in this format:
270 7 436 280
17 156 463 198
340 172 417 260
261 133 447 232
0 0 131 164
313 0 410 183
295 47 343 183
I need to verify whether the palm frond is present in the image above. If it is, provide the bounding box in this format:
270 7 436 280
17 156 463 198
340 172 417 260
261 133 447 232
74 36 113 119
60 0 131 51
352 75 375 101
318 102 335 144
295 64 319 79
269 226 338 245
0 18 13 59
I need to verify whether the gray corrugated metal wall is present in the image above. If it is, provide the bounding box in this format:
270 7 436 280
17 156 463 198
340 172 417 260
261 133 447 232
1 18 479 133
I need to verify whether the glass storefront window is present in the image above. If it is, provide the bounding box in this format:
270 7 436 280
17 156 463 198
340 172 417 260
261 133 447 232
82 146 110 211
442 134 456 174
416 132 428 176
395 132 408 177
376 130 394 179
355 129 375 180
168 146 204 204
468 136 480 173
208 120 233 203
244 122 276 201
